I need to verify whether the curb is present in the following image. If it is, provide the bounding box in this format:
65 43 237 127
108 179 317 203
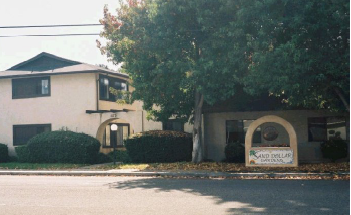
0 170 349 179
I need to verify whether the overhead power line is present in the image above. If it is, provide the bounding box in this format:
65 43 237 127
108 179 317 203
0 24 102 29
0 33 100 37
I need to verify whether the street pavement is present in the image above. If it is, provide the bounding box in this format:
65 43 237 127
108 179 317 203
0 175 349 215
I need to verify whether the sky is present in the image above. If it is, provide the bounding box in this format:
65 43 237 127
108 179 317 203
0 0 121 71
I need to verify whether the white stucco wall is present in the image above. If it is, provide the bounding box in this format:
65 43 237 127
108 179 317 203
203 110 349 162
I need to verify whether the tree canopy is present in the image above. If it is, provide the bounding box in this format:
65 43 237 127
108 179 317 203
239 0 350 112
99 0 349 162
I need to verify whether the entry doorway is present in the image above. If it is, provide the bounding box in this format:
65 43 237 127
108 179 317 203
102 123 130 148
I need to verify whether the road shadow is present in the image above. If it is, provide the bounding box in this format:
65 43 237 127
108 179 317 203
106 178 349 215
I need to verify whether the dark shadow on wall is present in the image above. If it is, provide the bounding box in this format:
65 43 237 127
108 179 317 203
105 178 349 215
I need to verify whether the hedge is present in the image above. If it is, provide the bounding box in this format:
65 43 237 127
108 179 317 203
0 143 9 163
27 130 101 164
321 139 348 162
125 136 192 163
108 150 132 163
224 142 245 163
133 130 192 138
15 146 32 163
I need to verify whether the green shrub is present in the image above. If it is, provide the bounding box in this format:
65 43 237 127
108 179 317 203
0 143 9 162
133 130 192 138
27 131 101 164
96 153 113 164
125 136 192 163
8 156 18 162
224 142 245 163
15 146 32 163
108 150 132 163
321 139 348 162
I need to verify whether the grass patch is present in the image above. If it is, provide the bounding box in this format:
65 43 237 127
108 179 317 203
97 162 350 173
0 162 86 170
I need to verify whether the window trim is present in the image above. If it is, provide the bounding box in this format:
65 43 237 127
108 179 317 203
13 124 52 146
99 74 128 102
12 76 51 99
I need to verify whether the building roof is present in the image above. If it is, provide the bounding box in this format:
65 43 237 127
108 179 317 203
0 52 128 79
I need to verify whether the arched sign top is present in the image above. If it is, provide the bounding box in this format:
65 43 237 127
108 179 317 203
245 115 298 167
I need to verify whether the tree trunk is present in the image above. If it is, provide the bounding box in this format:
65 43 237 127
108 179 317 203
333 87 350 112
192 91 204 163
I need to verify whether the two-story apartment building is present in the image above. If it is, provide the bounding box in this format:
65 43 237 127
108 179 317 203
0 52 192 156
0 52 349 162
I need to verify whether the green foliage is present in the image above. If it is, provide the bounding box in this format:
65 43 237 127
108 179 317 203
125 136 192 163
239 0 350 111
96 153 113 164
100 0 349 117
109 87 132 104
224 142 245 163
15 146 32 163
99 0 246 122
8 156 18 162
27 131 101 164
321 139 348 162
134 130 192 138
108 150 132 163
0 143 9 163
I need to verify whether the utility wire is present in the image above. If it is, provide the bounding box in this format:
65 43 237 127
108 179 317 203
0 33 100 37
0 24 102 29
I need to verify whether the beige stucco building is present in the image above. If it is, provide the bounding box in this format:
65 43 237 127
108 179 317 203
0 52 192 156
0 52 349 163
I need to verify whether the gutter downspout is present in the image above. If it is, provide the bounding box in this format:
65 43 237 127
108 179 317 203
95 73 99 111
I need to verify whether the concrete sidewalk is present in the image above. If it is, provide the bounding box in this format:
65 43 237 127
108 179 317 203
0 168 349 179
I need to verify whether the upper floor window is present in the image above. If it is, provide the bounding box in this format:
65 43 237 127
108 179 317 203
308 117 346 142
99 75 128 101
162 120 184 131
226 120 261 144
12 77 50 99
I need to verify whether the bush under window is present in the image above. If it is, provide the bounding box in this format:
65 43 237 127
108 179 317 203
0 143 9 163
15 146 32 163
224 142 245 163
27 131 101 164
125 136 192 163
320 139 348 162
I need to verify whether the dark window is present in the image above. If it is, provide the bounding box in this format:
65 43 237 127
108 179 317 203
226 120 261 144
308 117 346 142
12 77 50 99
162 120 184 131
99 75 128 101
102 123 130 148
13 124 51 146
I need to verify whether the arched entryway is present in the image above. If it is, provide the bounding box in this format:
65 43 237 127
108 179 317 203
96 118 134 154
245 115 298 167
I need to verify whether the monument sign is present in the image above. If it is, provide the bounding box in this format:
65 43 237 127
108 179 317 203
245 115 298 167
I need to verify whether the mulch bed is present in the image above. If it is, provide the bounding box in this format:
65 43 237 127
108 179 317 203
145 162 350 173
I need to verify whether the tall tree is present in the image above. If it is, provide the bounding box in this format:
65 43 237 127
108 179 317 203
99 0 247 162
99 0 349 162
238 0 350 112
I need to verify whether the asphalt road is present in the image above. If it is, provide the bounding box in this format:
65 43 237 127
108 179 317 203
0 176 349 215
